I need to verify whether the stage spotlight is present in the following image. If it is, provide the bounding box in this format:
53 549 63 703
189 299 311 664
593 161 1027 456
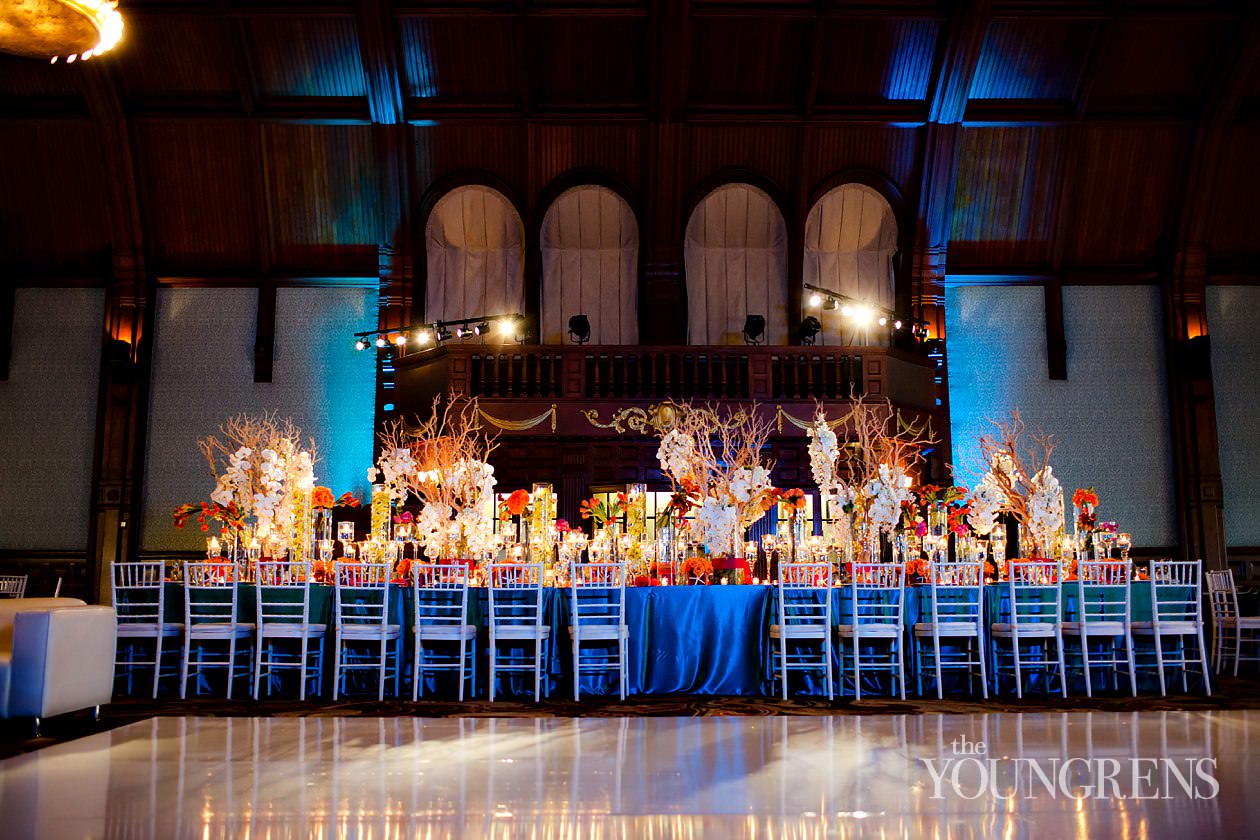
823 297 838 311
416 329 433 346
355 338 367 351
878 316 888 327
497 318 516 337
854 306 874 326
436 326 452 342
394 333 407 347
375 336 387 348
568 314 591 344
742 314 766 345
809 293 822 307
894 319 903 330
799 316 822 346
455 326 466 339
840 304 852 317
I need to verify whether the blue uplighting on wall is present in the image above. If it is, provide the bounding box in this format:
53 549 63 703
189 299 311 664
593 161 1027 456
946 285 1175 545
1207 286 1260 545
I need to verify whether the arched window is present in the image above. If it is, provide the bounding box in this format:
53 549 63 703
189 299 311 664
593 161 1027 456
540 186 638 345
804 183 897 343
424 185 524 327
684 183 788 346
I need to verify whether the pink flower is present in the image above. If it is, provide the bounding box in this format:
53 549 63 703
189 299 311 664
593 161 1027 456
915 521 928 538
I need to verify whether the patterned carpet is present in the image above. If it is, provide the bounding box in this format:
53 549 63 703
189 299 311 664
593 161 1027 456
2 676 1257 760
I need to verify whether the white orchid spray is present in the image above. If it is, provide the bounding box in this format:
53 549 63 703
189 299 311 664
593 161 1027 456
863 463 914 536
376 396 499 558
968 410 1061 556
656 403 776 555
967 479 1004 536
806 414 841 494
1026 466 1065 555
368 446 415 503
193 414 318 543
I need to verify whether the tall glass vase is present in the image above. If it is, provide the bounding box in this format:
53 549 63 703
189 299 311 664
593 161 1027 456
371 484 392 542
788 507 806 563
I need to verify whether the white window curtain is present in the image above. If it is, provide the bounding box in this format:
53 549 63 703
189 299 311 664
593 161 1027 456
540 186 639 345
684 183 789 345
804 183 897 345
425 186 524 328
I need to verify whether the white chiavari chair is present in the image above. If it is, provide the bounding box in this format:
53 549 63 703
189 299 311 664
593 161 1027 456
112 560 183 698
182 561 254 699
488 563 550 702
913 558 987 699
990 560 1067 698
837 562 906 700
1132 559 1211 696
1206 568 1260 676
570 562 629 701
1063 559 1137 697
0 575 28 598
254 558 325 700
412 563 477 701
333 561 401 701
770 562 833 700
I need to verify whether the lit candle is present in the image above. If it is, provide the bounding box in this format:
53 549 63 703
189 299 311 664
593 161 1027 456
661 577 670 586
753 577 760 585
207 536 220 558
720 578 729 585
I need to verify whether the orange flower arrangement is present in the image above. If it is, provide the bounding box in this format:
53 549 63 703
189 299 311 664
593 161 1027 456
311 486 335 508
503 489 531 517
904 557 931 582
681 556 713 581
1072 487 1099 508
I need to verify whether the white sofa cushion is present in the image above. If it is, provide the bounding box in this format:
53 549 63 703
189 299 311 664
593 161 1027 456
7 606 116 719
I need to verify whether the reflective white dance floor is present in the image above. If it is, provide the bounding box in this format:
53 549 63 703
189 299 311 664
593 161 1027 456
0 711 1257 839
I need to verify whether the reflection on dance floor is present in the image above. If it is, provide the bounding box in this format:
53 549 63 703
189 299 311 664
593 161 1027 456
0 710 1255 839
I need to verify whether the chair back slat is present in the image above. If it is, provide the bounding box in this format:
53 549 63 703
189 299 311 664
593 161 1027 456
334 562 391 627
928 560 983 626
1007 561 1062 626
850 562 904 627
111 561 165 624
1150 559 1203 624
1205 569 1238 623
777 562 831 628
256 559 312 627
414 564 470 628
0 575 28 598
184 561 241 625
572 562 626 629
489 563 544 629
1075 560 1131 625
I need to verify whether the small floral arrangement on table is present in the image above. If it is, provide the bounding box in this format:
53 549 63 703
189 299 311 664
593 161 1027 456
556 518 572 535
658 483 700 529
173 501 246 534
580 493 627 530
1073 487 1099 531
904 556 932 584
768 487 808 512
499 489 532 520
681 555 713 584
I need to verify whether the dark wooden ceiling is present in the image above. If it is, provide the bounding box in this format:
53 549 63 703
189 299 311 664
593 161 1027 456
1 0 1258 287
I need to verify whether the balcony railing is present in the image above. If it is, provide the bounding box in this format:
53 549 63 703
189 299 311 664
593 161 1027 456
399 343 934 407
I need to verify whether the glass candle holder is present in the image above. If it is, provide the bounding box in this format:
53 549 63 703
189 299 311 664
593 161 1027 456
1117 533 1132 562
337 521 355 543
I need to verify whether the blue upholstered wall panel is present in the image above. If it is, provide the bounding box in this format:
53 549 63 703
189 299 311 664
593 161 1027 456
0 288 105 550
946 285 1175 547
142 286 378 550
1207 286 1260 547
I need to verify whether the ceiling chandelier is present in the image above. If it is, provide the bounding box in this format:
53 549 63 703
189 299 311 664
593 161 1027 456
0 1 124 63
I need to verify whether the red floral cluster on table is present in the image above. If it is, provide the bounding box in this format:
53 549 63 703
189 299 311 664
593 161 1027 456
579 493 627 531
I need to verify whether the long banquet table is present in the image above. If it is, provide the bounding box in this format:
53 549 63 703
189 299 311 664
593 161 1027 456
155 580 1181 699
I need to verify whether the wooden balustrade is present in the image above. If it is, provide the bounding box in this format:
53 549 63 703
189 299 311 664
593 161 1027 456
399 343 934 406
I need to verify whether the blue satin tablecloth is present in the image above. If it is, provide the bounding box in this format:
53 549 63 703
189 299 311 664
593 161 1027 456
156 580 1185 699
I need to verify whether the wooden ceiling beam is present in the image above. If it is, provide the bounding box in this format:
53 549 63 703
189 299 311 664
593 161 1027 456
355 0 403 125
926 0 990 124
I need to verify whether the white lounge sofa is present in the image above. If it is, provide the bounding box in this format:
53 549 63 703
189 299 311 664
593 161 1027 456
0 598 116 728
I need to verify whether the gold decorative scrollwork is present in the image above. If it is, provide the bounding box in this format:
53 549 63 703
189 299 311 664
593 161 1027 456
582 401 688 435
